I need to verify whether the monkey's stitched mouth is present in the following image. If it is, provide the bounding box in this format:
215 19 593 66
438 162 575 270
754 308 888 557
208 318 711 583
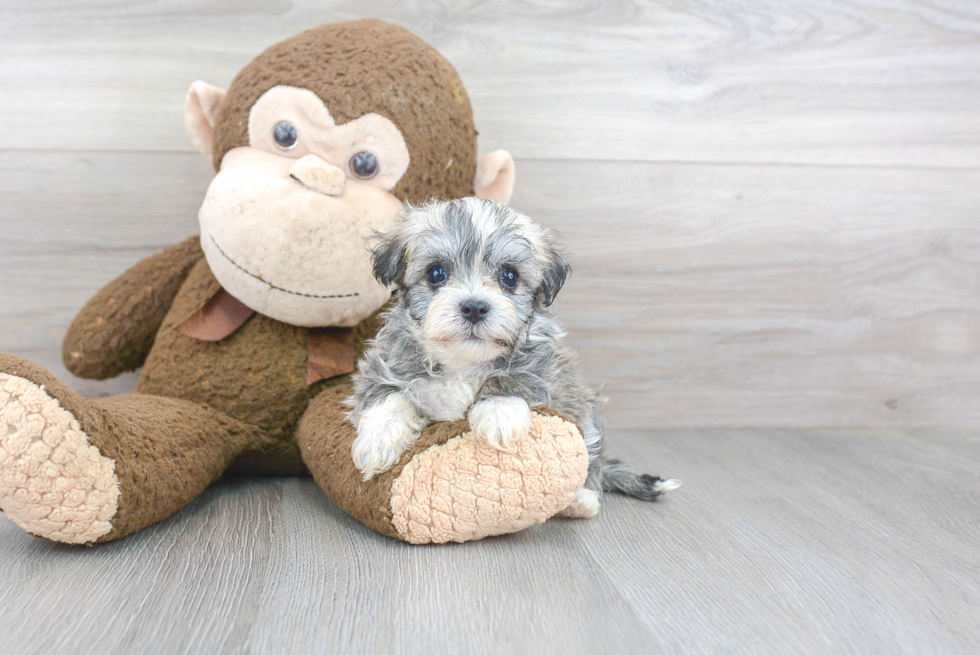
208 234 359 300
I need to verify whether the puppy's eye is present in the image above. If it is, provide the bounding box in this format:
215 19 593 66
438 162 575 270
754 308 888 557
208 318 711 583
273 121 298 150
500 268 519 289
350 151 380 179
426 265 448 286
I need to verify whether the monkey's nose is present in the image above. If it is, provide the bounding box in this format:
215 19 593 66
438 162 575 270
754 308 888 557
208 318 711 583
460 300 489 324
289 154 346 196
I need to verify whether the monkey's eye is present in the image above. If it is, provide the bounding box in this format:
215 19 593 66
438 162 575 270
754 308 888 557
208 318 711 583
273 121 298 150
426 265 448 286
500 268 519 289
350 151 380 179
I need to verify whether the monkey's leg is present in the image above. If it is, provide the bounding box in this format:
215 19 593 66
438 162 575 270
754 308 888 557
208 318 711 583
0 354 258 544
296 379 589 544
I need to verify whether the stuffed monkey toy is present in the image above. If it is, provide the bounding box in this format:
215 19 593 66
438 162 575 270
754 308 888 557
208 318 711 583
0 20 588 545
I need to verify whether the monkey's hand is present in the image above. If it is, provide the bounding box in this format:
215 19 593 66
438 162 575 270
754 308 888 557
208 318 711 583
467 396 532 450
351 393 426 481
62 236 203 380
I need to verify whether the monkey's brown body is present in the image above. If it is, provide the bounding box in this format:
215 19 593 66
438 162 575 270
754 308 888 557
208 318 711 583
137 243 338 461
0 20 586 545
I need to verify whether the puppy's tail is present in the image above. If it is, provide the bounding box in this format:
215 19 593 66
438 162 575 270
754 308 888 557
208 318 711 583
601 459 681 500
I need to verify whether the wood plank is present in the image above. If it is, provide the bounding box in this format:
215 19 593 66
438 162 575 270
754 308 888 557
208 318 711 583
582 427 980 653
0 483 657 653
1 428 976 653
522 160 980 430
2 151 978 428
0 150 208 399
1 0 979 166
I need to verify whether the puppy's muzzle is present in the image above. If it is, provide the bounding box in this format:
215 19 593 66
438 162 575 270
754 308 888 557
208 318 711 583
460 300 489 324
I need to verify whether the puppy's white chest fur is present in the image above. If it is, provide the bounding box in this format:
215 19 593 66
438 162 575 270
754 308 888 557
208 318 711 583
407 369 486 422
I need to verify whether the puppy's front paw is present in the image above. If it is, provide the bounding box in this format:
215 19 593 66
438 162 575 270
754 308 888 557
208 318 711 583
467 396 532 450
556 488 601 519
352 394 424 481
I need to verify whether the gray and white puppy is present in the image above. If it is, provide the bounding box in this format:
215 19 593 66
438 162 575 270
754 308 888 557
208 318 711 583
346 197 679 518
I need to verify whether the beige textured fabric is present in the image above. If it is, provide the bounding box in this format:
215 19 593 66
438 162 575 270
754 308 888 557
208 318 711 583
473 150 516 204
389 412 588 544
184 81 227 158
198 146 404 327
0 374 120 544
248 86 411 192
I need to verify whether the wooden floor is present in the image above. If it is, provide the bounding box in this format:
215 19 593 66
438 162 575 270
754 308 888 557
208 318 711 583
1 1 979 653
1 427 977 654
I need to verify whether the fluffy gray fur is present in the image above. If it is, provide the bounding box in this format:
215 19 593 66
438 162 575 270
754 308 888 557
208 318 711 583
347 197 677 506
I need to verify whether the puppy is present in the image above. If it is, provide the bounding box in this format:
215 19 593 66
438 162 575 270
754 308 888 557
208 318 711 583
346 198 679 518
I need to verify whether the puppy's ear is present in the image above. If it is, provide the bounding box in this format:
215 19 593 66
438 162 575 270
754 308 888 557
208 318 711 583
372 231 408 287
538 241 571 307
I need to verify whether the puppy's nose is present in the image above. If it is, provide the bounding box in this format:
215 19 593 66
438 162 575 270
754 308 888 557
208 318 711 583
289 154 346 196
460 300 489 324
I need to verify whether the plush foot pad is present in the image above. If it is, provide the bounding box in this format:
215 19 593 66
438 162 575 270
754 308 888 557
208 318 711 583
556 488 601 519
0 373 119 544
389 412 589 544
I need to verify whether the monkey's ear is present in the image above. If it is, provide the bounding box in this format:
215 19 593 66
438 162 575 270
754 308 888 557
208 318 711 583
185 81 227 158
372 231 408 287
538 243 570 308
474 150 516 205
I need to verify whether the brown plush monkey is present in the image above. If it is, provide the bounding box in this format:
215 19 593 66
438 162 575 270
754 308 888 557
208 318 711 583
0 20 587 545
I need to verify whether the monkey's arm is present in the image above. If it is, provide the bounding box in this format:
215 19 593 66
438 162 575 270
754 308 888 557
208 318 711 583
62 236 204 379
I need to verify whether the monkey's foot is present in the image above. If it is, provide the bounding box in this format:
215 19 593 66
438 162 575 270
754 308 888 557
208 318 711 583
556 488 601 519
0 373 119 544
389 412 588 543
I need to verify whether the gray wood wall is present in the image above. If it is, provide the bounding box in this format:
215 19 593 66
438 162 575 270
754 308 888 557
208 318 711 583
2 0 978 430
